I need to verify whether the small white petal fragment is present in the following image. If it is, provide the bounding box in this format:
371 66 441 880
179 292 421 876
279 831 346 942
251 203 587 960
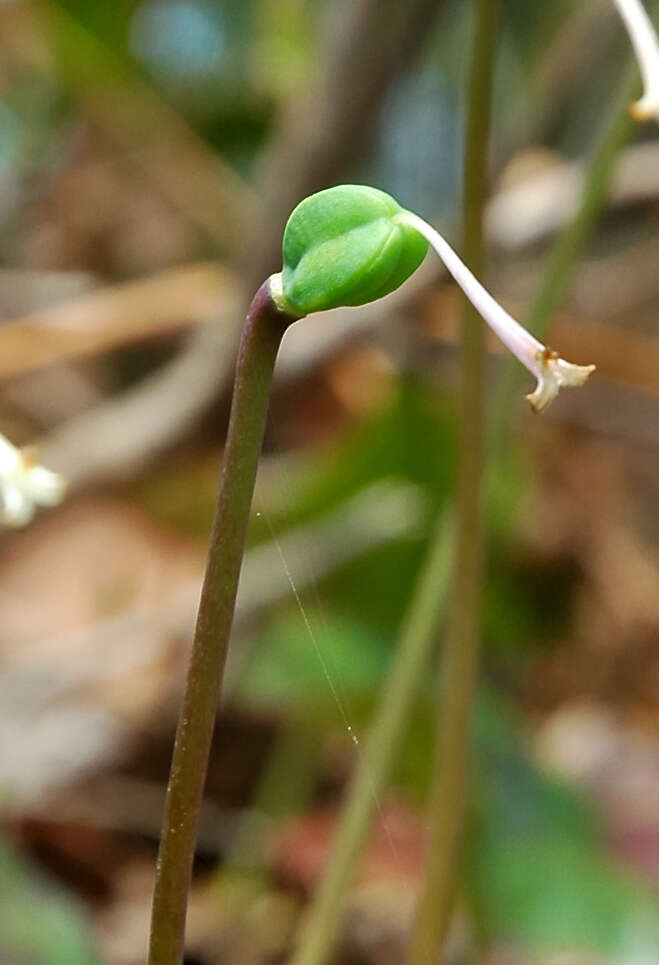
396 212 596 412
612 0 659 123
526 349 596 413
0 433 66 527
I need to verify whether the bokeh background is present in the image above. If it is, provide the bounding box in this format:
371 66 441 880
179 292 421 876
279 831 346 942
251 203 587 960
0 1 658 963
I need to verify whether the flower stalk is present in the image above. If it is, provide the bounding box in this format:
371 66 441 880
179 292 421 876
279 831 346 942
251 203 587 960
397 212 595 412
490 61 639 444
408 1 499 960
148 280 296 965
612 0 659 121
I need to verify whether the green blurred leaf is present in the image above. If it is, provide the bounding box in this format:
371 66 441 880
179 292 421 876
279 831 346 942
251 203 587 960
466 692 659 959
252 377 455 538
0 835 100 965
472 833 658 955
238 610 388 718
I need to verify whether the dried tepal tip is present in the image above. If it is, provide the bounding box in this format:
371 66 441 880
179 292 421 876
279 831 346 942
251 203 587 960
0 433 66 527
273 184 429 316
612 0 659 123
526 348 595 413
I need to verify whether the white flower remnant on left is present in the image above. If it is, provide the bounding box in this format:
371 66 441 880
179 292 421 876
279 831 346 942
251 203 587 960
396 212 595 412
0 433 66 527
612 0 659 122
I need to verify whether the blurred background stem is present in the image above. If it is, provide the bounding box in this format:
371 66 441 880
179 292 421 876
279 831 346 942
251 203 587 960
148 282 292 965
289 510 453 965
408 1 500 962
490 62 639 448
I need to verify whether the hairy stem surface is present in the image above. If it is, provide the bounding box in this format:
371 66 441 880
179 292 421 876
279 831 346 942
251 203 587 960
408 2 500 962
148 282 293 965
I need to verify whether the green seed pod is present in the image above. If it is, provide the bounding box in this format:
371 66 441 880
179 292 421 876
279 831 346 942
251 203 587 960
279 184 428 315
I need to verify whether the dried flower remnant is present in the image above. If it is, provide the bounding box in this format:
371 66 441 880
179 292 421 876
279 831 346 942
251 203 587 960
612 0 659 122
0 433 66 527
396 212 595 412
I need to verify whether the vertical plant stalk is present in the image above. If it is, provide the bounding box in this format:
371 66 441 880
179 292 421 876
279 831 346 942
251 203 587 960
148 282 294 965
409 2 500 963
491 63 639 445
290 511 453 965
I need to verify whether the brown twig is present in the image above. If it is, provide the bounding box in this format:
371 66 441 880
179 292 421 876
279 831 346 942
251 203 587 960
0 264 240 382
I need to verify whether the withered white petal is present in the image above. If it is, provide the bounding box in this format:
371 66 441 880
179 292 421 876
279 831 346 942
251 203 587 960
526 350 596 414
1 482 33 527
396 212 595 412
23 465 67 507
0 433 66 527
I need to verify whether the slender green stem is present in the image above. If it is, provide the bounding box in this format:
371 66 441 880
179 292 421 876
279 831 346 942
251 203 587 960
490 63 639 446
148 282 293 965
289 511 453 965
408 3 500 963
